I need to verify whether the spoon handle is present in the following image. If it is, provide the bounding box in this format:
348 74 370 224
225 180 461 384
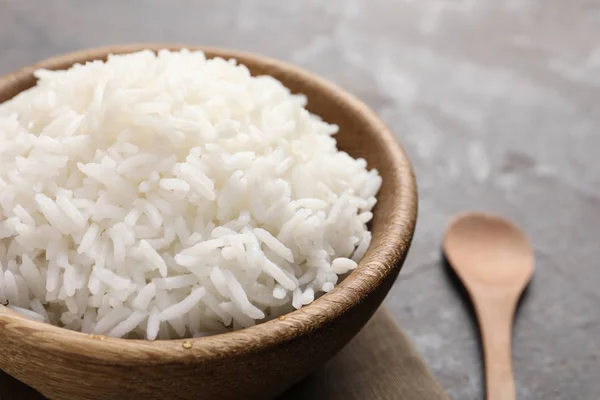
475 294 517 400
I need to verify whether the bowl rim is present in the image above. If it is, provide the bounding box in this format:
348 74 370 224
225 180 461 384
0 43 417 364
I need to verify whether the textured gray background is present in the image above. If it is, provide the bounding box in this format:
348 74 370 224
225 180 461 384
1 0 599 399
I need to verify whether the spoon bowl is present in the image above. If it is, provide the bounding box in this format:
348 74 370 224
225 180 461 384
444 212 534 288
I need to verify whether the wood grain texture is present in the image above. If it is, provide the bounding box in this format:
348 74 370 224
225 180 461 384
0 44 418 400
443 213 535 400
1 308 449 400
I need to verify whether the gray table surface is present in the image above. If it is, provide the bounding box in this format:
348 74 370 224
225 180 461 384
1 1 599 399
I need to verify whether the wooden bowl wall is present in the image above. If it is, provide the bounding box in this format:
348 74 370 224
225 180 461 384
0 44 417 400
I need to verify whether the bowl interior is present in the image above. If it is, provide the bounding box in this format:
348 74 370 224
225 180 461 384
0 44 417 360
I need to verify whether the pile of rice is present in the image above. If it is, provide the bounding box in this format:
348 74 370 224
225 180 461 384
0 50 381 339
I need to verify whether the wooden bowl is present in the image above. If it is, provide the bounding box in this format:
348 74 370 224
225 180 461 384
0 44 417 400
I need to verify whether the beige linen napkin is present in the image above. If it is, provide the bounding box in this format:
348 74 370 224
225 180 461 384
0 308 448 400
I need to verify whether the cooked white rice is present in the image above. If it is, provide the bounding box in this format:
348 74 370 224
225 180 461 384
0 49 381 339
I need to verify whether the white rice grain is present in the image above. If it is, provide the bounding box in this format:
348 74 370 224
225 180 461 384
154 275 197 290
19 255 45 298
146 307 161 340
132 282 157 310
138 240 168 277
159 178 190 192
0 49 381 339
0 262 6 304
331 257 358 274
8 305 46 322
93 268 133 292
261 257 297 291
3 270 19 305
226 272 265 320
158 286 206 321
92 307 133 335
77 223 100 254
56 194 87 230
107 310 148 338
254 228 294 263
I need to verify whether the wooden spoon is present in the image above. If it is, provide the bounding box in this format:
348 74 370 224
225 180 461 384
443 212 534 400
